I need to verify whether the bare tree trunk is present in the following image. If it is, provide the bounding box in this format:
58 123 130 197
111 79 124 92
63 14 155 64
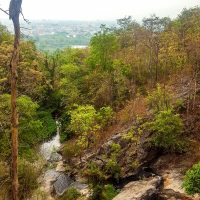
9 0 22 199
192 72 197 110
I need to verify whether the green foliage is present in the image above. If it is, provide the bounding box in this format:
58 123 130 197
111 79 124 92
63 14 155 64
62 141 83 164
183 162 200 195
1 8 200 199
90 184 104 200
68 105 113 149
68 105 100 148
122 126 141 144
110 143 121 153
105 143 121 181
0 94 56 160
37 111 57 140
69 105 99 135
85 162 107 185
0 131 10 160
0 161 8 178
97 107 113 127
85 162 119 199
32 32 90 51
130 160 140 170
148 109 185 152
59 187 80 200
101 184 119 200
58 64 81 108
89 184 118 200
85 143 121 189
105 157 121 181
0 24 12 44
147 84 172 113
88 25 118 71
19 159 41 199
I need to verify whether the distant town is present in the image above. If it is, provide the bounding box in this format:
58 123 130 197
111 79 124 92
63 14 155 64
1 19 116 51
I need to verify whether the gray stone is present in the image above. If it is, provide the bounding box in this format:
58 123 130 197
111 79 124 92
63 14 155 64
49 152 62 162
113 176 162 200
53 173 73 196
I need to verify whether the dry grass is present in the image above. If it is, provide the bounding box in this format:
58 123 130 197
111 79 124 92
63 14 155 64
92 95 148 150
116 96 148 126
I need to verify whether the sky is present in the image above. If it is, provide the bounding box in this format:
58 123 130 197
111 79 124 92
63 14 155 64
0 0 199 21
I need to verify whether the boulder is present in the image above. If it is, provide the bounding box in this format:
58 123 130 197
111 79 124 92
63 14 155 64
53 173 73 196
77 125 159 179
49 152 62 162
159 189 196 200
113 176 162 200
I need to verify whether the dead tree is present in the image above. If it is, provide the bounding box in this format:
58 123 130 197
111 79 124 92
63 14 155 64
9 0 22 200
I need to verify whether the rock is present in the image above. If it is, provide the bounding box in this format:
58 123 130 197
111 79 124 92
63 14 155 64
71 181 88 190
42 169 60 194
56 161 66 172
53 173 73 196
76 125 159 180
79 188 90 198
162 169 185 194
152 155 200 199
49 152 62 162
160 189 196 200
113 176 162 200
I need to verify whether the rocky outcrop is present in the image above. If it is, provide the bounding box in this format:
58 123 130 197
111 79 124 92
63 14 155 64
151 155 200 200
113 176 162 200
53 173 73 196
159 189 196 200
71 121 159 180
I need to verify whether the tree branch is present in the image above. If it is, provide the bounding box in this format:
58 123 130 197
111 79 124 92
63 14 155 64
20 9 30 24
0 8 9 15
20 26 31 30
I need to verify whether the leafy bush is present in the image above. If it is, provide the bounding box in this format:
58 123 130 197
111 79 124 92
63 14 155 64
101 184 119 200
97 106 113 127
147 84 172 112
105 143 121 181
19 159 41 199
69 105 98 134
89 184 119 200
0 131 11 160
59 187 80 200
84 163 110 200
37 111 57 140
0 161 8 178
183 162 200 195
0 94 56 160
105 158 121 181
90 184 104 200
68 105 100 147
62 141 83 164
84 162 107 185
148 109 185 152
68 105 113 149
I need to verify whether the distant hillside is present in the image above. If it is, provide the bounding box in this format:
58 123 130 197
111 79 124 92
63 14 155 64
0 20 116 51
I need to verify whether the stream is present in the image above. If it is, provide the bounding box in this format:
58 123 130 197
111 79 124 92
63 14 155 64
39 121 88 198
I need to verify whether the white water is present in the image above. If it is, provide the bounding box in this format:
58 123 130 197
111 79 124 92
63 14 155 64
38 120 88 198
37 121 62 198
40 121 61 160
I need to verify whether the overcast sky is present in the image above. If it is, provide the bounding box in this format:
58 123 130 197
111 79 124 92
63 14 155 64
0 0 199 21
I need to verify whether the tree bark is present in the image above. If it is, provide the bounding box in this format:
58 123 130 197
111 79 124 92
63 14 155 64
9 0 22 199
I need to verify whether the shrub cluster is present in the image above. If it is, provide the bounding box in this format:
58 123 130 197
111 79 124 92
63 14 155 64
183 162 200 195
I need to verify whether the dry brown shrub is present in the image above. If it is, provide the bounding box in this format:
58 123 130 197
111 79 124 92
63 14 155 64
116 96 148 126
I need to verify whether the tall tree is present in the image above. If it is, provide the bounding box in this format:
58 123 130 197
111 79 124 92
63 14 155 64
9 0 22 199
143 15 170 83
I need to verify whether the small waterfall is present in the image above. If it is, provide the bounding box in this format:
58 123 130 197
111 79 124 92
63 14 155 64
40 121 61 160
38 120 88 198
39 121 63 196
